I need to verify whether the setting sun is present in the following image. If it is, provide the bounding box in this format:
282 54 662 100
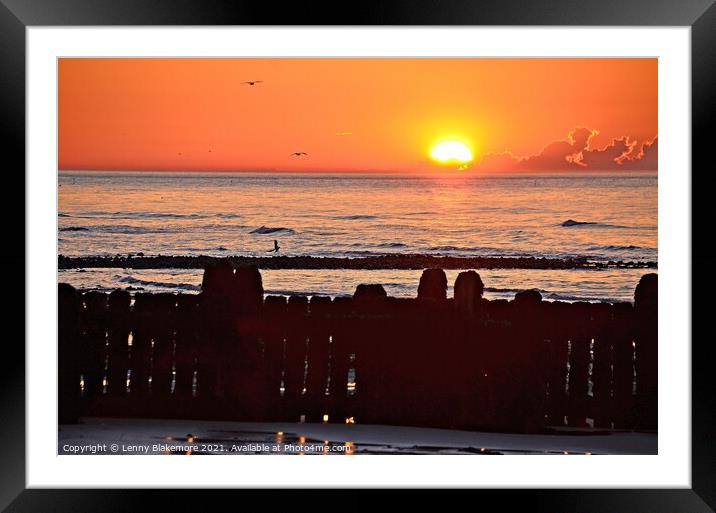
430 141 474 165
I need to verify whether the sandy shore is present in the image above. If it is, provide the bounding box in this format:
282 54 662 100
58 254 657 271
58 417 657 455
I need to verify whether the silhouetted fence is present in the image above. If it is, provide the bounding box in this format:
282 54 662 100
58 266 658 433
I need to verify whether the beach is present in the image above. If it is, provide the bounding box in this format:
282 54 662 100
59 265 653 303
59 418 657 455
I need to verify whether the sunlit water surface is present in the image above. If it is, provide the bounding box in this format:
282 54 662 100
58 171 657 301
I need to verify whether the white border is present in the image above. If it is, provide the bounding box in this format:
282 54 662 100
27 27 690 487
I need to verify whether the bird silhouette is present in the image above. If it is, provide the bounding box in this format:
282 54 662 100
242 81 263 86
267 240 280 253
290 152 308 157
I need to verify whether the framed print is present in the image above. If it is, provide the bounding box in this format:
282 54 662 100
2 0 714 510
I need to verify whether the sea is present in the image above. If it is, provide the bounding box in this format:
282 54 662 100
58 171 657 303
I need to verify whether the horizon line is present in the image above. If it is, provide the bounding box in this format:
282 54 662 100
58 167 658 174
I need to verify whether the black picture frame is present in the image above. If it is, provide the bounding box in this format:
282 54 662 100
1 0 713 510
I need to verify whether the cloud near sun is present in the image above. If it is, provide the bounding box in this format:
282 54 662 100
471 127 657 172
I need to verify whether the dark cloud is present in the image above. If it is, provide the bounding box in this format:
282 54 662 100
517 127 597 171
473 128 657 172
620 137 658 170
475 151 524 172
577 136 634 169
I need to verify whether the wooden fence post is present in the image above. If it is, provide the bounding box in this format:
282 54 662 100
262 295 288 421
305 296 332 423
634 273 658 430
106 290 131 399
58 284 80 423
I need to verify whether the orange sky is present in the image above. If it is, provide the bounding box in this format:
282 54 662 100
58 58 657 173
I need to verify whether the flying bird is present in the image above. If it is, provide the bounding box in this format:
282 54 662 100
290 152 308 157
242 81 263 86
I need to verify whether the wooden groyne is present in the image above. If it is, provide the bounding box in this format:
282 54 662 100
58 266 658 433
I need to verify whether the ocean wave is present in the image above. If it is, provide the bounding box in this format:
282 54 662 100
544 292 610 303
322 242 408 253
485 287 555 296
561 219 596 227
333 214 379 220
127 212 206 219
376 242 407 248
484 286 524 294
560 219 626 229
302 230 350 236
115 275 201 292
197 223 248 231
69 211 205 219
62 225 177 234
264 289 314 297
250 226 296 235
483 287 609 303
586 244 647 252
341 250 395 257
60 211 241 220
428 245 532 256
429 245 469 252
